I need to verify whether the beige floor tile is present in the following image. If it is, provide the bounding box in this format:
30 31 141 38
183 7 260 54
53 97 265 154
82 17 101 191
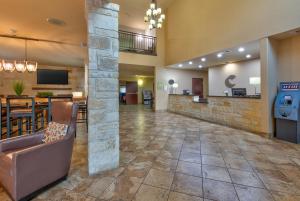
202 154 226 167
235 185 274 201
179 152 202 164
272 191 300 201
203 179 238 201
171 173 203 197
224 157 253 171
152 157 178 172
202 165 232 183
98 175 141 201
168 191 203 201
229 169 264 188
144 169 175 189
133 184 169 201
176 161 202 177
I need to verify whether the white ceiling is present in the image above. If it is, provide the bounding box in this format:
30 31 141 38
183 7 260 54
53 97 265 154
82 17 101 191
168 40 260 70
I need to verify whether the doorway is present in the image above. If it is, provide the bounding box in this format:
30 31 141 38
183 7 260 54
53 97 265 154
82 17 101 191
192 78 204 97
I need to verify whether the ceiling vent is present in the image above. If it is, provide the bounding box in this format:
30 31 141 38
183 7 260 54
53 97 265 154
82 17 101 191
46 18 66 26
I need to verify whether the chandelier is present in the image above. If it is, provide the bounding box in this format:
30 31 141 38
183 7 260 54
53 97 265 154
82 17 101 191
144 0 166 30
0 39 38 73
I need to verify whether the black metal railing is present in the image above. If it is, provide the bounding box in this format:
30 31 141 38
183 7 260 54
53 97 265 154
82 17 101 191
119 30 157 56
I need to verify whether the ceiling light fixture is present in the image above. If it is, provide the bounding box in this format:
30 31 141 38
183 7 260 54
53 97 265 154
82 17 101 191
0 39 38 73
198 65 203 68
178 64 183 67
238 47 245 52
246 54 252 59
189 61 193 65
201 58 206 62
144 0 165 30
217 53 223 58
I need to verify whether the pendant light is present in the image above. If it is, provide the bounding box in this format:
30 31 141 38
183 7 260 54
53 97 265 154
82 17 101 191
144 0 166 30
0 39 38 73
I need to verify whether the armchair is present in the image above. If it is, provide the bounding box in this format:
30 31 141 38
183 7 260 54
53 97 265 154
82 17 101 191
0 101 78 201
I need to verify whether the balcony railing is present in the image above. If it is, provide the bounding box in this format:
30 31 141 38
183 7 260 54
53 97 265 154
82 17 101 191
119 30 157 56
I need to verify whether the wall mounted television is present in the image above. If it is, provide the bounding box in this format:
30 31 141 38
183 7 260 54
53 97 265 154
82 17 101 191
37 69 69 85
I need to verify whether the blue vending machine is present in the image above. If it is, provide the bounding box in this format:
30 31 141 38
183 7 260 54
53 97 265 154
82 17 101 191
274 82 300 143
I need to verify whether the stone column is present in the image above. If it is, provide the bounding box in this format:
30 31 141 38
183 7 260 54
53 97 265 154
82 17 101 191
85 0 119 175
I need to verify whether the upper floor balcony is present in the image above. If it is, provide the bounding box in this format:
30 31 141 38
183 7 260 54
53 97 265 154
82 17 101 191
119 30 157 56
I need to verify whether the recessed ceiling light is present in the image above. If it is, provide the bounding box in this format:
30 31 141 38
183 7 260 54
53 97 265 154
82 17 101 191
217 53 223 58
201 58 206 62
246 54 252 58
225 50 231 53
178 64 183 67
238 47 245 52
46 18 66 26
189 61 193 65
198 65 203 68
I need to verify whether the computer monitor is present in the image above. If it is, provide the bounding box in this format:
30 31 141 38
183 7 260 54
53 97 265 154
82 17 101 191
232 88 247 97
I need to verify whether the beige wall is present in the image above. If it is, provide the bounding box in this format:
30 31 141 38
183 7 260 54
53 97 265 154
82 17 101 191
0 66 84 96
155 67 208 111
119 77 154 104
166 0 300 65
209 59 261 96
277 35 300 82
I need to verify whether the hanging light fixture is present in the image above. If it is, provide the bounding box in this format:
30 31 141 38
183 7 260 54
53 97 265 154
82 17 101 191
0 60 3 72
0 39 38 73
25 40 38 73
144 0 166 30
3 60 15 72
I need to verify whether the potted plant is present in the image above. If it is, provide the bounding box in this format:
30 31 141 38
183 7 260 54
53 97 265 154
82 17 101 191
36 92 54 98
12 81 25 97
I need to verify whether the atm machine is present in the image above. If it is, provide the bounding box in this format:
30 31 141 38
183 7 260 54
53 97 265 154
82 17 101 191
274 82 300 143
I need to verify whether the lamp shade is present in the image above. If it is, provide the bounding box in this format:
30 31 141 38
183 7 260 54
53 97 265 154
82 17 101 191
249 77 261 85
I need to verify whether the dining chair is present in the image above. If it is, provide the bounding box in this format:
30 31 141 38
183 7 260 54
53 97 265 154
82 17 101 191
6 97 36 138
47 96 73 122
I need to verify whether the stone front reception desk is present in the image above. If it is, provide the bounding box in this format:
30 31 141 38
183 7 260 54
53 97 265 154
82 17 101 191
168 94 265 135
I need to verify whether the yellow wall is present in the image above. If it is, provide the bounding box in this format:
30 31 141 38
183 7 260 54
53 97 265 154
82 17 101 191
277 35 300 82
166 0 300 65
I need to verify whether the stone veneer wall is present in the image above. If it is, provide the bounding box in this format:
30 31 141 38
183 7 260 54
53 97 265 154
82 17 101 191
168 95 265 135
0 66 84 96
86 0 120 175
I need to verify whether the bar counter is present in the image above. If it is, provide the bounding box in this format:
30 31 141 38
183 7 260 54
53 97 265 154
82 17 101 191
168 94 265 134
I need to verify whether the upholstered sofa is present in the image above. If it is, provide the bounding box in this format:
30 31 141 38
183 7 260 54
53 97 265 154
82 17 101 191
0 102 78 201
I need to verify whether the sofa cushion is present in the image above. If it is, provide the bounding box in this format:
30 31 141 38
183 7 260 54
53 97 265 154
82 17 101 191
43 122 68 143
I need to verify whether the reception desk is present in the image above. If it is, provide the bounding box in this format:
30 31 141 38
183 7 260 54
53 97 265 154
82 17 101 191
168 94 265 134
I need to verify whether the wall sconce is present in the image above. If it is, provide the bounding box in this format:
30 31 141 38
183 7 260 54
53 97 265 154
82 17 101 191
138 79 144 86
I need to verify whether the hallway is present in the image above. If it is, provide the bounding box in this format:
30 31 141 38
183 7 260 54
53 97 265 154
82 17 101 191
1 106 300 201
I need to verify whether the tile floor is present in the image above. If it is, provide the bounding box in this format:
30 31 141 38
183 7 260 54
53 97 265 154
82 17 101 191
1 105 300 201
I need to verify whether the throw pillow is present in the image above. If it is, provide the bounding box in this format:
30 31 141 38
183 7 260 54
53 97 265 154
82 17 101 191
43 122 69 143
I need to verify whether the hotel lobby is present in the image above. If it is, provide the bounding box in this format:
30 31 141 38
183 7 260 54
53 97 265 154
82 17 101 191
1 0 300 201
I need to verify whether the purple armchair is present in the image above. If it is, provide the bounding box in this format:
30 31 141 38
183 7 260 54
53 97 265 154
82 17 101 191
0 102 78 201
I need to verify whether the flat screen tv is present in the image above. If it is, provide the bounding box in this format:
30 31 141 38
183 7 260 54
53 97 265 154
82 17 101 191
37 69 68 85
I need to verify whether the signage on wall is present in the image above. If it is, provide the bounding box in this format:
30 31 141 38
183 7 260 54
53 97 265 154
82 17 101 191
280 82 300 91
225 75 236 88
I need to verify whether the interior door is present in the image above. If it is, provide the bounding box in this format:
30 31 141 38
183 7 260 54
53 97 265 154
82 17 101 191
126 81 138 104
192 78 204 97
